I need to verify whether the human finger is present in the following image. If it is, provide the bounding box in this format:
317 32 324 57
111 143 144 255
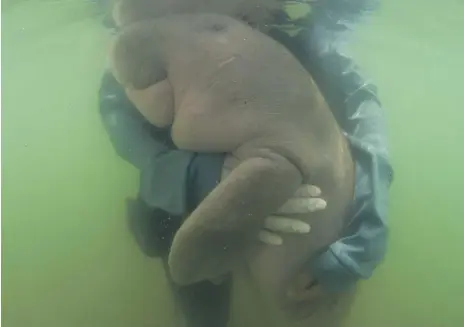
294 184 322 197
264 216 311 234
277 198 327 214
258 230 283 245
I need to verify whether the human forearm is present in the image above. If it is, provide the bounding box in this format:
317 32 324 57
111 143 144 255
99 71 172 168
99 71 224 215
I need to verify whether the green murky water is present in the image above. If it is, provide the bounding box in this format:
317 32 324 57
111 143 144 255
2 1 464 326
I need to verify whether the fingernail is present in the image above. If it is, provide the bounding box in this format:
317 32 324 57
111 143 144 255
294 222 311 233
315 199 327 210
258 231 283 245
309 199 327 211
308 185 321 196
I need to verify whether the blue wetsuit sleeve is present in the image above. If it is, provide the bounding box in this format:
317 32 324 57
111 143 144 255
298 0 394 292
98 71 224 216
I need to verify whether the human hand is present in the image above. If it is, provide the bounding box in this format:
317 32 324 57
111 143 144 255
221 154 327 246
258 184 326 245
